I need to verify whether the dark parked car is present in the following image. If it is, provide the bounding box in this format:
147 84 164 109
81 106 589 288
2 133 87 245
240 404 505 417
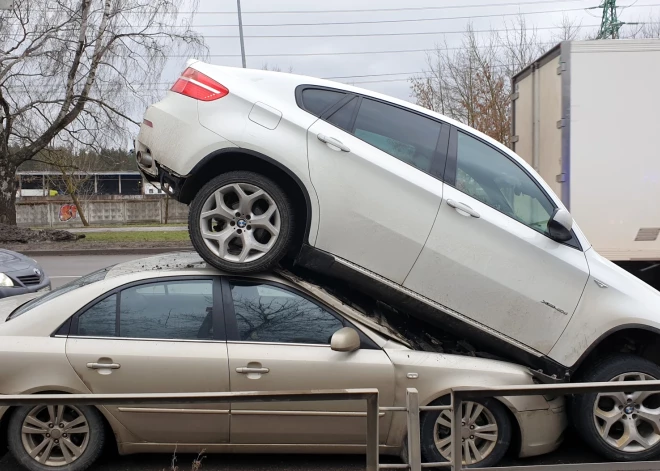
0 250 50 299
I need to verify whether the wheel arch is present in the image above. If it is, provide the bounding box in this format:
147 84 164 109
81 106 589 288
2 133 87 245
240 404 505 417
180 147 314 247
571 324 660 376
0 390 121 456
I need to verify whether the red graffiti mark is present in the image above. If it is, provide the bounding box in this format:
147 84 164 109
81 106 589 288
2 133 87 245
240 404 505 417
59 204 78 222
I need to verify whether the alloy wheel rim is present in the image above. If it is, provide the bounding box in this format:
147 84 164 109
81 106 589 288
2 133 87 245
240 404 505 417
594 372 660 453
434 401 498 465
199 182 281 263
21 405 90 467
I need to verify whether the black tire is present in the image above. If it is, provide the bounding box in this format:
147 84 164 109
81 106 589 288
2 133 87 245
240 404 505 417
572 353 660 461
420 396 511 468
7 404 105 471
189 171 295 273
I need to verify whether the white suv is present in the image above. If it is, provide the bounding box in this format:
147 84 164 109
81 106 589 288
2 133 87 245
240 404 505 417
136 61 660 462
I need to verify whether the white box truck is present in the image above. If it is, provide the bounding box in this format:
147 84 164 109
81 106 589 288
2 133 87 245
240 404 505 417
512 39 660 286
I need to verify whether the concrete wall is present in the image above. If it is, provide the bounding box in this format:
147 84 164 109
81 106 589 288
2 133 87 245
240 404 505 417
16 197 189 227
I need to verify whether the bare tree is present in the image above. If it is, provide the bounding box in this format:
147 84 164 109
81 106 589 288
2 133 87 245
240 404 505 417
0 0 205 224
499 14 545 79
410 24 514 144
261 63 294 73
552 13 584 42
410 16 558 145
620 14 660 39
41 147 95 225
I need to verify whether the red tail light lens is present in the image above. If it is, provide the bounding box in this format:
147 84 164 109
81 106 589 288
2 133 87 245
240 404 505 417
171 68 229 101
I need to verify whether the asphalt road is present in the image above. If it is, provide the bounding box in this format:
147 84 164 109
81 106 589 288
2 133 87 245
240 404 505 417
3 252 604 470
0 434 602 471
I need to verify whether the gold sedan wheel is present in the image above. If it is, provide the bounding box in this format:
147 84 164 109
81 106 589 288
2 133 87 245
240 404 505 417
434 401 499 466
20 405 90 466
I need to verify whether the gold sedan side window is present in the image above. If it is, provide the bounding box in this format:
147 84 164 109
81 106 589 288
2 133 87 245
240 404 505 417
230 283 344 345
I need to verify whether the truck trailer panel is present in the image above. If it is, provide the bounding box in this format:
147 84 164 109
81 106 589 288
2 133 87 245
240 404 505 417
513 39 660 261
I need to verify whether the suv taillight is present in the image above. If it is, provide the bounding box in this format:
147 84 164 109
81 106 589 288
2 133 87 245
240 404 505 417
171 68 229 101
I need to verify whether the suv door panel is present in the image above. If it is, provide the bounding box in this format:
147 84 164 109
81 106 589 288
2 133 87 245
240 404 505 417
306 97 446 284
404 185 590 353
404 129 589 354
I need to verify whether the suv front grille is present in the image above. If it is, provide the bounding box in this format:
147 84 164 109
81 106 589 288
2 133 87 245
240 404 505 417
17 274 41 286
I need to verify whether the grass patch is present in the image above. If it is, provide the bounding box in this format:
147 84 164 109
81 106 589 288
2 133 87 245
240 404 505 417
82 231 191 243
31 222 187 230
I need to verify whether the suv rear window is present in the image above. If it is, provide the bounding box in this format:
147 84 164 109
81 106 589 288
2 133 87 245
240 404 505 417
301 89 345 117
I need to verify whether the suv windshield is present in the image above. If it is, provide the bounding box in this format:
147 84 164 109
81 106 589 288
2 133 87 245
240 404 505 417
8 266 113 320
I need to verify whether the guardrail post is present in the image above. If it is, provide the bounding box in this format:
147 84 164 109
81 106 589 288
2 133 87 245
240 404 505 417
366 391 380 471
451 391 462 471
406 388 422 471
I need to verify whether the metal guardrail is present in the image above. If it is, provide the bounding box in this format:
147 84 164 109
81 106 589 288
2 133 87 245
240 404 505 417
383 379 660 471
4 381 660 471
0 389 381 470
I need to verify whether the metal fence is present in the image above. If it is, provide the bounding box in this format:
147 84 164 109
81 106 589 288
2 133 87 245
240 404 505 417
4 382 660 471
392 379 660 471
0 389 380 469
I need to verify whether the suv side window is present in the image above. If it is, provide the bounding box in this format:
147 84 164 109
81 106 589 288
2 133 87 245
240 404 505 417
301 89 346 117
456 131 555 235
229 283 344 345
326 97 358 132
76 280 214 340
351 98 442 173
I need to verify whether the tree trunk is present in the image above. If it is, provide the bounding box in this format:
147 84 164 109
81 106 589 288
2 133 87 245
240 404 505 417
164 194 170 224
69 191 89 226
0 159 17 225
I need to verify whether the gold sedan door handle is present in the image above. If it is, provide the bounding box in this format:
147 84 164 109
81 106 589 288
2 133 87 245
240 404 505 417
87 362 121 370
236 367 269 374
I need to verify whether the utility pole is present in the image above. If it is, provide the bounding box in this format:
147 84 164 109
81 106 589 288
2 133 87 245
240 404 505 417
237 0 247 68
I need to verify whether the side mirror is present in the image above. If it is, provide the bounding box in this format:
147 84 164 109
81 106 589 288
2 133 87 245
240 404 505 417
331 327 361 352
547 208 573 242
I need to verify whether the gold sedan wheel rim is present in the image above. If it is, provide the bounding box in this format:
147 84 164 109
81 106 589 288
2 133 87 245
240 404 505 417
21 405 90 467
434 401 498 465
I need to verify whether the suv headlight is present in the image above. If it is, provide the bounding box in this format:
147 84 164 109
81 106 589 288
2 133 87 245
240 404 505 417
0 273 14 287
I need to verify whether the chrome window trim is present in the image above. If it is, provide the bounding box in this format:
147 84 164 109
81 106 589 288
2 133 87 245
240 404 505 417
231 410 386 418
66 335 227 344
227 340 331 348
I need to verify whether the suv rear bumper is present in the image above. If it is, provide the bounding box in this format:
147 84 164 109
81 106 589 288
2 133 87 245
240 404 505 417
137 162 186 201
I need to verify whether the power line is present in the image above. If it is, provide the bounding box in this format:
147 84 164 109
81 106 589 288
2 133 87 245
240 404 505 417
128 2 660 27
10 3 660 28
93 0 590 15
23 41 557 58
199 24 603 39
55 6 590 28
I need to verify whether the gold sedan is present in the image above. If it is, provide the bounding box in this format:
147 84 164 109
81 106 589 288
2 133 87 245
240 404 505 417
0 253 566 470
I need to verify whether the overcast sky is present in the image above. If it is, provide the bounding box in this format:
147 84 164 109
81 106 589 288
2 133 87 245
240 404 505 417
159 0 660 101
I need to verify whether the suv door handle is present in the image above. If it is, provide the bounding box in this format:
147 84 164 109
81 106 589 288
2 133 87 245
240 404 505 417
236 367 270 374
447 199 480 218
87 362 121 370
317 134 350 152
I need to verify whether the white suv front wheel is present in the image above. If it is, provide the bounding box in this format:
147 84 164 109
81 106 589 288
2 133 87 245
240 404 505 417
189 171 295 273
573 354 660 461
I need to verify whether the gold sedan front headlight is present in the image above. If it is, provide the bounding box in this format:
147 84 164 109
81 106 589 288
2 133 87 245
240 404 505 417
0 273 14 287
